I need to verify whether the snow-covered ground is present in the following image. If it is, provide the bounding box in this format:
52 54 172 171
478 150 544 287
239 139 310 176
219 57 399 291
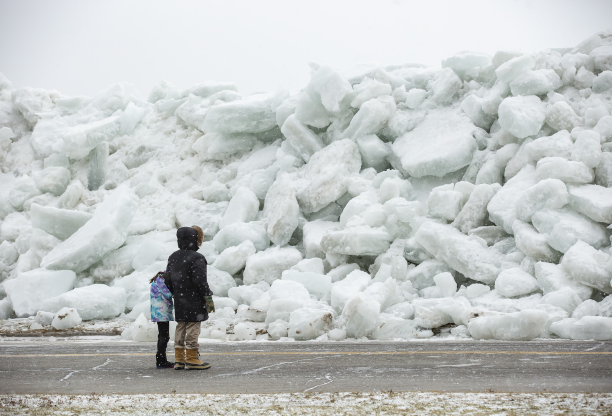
0 317 129 337
1 392 611 415
1 30 612 343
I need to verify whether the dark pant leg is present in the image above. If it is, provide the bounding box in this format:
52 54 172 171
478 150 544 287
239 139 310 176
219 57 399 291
156 322 170 362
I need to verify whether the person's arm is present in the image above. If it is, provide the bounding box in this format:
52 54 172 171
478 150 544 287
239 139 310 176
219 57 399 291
163 266 174 294
191 256 212 297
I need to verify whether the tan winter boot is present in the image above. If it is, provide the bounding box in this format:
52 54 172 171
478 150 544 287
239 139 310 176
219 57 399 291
174 347 186 370
185 349 211 370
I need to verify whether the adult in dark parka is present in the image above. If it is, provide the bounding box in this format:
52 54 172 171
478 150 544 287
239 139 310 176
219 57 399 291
164 226 212 370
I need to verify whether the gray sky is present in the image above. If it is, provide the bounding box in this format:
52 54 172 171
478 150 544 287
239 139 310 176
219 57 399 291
0 0 611 98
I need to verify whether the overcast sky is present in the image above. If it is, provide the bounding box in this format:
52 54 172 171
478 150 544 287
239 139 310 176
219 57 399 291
0 0 611 98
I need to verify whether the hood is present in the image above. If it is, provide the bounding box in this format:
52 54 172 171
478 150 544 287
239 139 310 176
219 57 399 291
177 227 199 251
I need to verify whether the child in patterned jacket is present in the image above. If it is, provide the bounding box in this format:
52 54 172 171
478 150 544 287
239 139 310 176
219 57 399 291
150 271 175 369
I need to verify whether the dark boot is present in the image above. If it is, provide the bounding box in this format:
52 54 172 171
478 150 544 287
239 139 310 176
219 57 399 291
156 352 174 369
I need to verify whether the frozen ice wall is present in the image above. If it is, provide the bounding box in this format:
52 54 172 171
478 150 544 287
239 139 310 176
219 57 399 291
2 31 612 342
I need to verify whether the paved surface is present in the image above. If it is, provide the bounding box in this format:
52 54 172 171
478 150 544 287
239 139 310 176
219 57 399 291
0 338 611 394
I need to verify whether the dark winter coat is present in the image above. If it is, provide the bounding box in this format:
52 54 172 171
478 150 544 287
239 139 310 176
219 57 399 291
164 227 212 322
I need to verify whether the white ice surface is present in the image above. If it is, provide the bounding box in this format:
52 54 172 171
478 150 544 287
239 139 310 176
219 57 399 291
2 31 612 343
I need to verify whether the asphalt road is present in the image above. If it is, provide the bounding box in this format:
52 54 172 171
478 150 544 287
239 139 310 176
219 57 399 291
0 338 611 394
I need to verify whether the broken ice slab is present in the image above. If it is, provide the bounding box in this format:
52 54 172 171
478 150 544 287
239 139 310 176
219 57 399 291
40 284 127 320
510 69 561 96
282 270 332 301
321 225 392 256
431 68 462 104
296 139 361 214
41 186 139 273
175 199 228 238
415 221 504 285
452 184 500 233
498 95 547 139
341 96 395 140
341 292 380 338
9 176 41 210
495 54 535 83
531 207 609 253
515 178 569 223
193 132 258 161
468 309 548 340
61 115 121 160
512 219 561 263
551 316 612 340
568 184 612 224
4 268 76 317
212 240 256 275
212 222 269 253
535 261 592 301
207 266 237 298
561 240 612 294
288 308 333 340
330 270 371 313
303 220 339 259
219 187 259 230
203 94 277 134
392 108 478 178
30 203 92 241
87 142 109 191
280 114 324 163
243 246 302 285
487 164 538 234
262 173 300 246
495 268 539 298
32 167 71 196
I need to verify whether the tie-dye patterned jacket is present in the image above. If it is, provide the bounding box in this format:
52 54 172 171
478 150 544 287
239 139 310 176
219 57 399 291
150 275 174 322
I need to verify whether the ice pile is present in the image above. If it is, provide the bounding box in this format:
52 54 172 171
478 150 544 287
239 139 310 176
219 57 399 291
2 31 612 341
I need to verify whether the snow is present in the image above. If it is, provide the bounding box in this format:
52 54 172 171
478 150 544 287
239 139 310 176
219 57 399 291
3 31 612 343
2 392 612 416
